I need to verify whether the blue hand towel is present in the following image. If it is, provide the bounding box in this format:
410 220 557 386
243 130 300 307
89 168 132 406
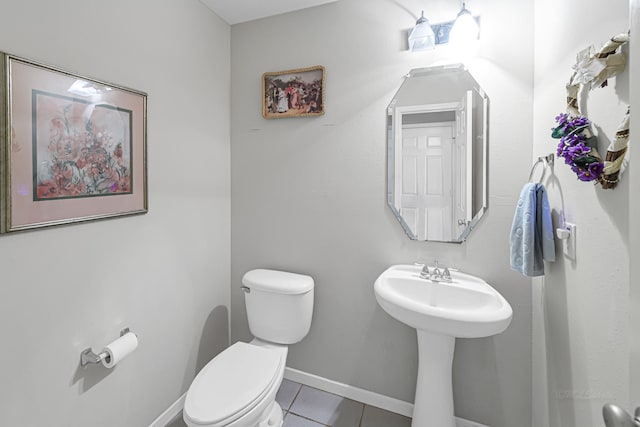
510 183 555 277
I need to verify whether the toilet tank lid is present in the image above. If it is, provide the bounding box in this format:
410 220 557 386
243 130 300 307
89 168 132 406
242 269 314 295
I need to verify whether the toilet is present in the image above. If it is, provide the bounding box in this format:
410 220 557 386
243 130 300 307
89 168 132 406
183 269 314 427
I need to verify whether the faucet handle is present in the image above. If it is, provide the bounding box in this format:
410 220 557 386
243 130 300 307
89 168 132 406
420 264 430 278
442 267 453 282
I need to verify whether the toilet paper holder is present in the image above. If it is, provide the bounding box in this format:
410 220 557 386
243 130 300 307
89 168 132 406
80 328 132 367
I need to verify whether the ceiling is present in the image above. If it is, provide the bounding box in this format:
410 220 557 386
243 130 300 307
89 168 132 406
200 0 339 25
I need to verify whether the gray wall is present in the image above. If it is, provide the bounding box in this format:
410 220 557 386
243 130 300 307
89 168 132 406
230 1 534 426
532 0 631 425
0 1 231 425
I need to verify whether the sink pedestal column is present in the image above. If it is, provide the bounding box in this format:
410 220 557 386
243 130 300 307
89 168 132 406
412 329 456 427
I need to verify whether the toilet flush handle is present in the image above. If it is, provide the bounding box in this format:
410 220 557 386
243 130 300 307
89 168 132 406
240 285 251 293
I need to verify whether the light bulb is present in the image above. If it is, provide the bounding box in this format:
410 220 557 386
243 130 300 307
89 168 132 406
449 4 479 46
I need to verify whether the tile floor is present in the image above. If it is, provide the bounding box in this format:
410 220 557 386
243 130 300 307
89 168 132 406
167 379 411 427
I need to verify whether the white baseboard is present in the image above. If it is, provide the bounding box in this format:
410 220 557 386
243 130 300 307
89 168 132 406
149 392 186 427
284 367 491 427
149 368 490 427
284 367 414 417
456 418 492 427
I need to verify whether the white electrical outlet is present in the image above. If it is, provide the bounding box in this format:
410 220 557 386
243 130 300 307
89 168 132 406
563 222 576 260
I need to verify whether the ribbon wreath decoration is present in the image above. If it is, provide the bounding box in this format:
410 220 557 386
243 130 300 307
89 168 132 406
552 32 630 189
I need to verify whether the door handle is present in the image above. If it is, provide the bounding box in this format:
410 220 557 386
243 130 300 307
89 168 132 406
602 404 640 427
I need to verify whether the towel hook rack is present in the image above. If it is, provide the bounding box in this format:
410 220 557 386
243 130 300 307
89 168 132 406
528 153 554 182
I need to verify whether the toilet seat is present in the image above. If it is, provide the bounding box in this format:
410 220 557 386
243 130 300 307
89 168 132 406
183 342 284 426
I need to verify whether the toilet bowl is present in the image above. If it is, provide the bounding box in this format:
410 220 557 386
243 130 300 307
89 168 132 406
183 269 314 427
183 340 287 427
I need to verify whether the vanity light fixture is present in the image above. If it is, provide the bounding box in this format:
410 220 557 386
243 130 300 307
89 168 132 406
408 11 436 52
408 3 480 51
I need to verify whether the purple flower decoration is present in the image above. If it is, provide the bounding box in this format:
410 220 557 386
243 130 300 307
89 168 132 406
566 142 591 159
563 133 584 148
576 162 604 181
552 113 592 137
571 116 590 128
555 113 569 126
552 112 602 182
557 135 589 164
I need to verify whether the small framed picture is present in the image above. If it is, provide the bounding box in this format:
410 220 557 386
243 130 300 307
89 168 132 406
262 65 325 119
0 54 147 233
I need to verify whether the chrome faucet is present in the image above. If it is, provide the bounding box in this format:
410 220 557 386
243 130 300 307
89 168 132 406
418 260 452 283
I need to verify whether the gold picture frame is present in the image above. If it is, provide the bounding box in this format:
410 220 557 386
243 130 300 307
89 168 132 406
0 53 148 233
262 65 325 119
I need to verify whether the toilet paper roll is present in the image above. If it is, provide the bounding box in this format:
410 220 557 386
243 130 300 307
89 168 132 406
101 332 138 368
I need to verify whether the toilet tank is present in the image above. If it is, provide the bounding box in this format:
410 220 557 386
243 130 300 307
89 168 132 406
242 269 314 345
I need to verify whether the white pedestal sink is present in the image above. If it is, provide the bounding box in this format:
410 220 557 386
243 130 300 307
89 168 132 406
374 265 513 427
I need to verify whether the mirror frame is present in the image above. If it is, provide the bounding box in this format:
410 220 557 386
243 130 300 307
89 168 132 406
386 64 489 243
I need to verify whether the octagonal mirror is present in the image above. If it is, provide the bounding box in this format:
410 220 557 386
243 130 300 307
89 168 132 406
387 64 488 242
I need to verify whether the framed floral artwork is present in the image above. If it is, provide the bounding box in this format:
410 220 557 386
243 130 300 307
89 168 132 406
262 65 325 119
0 54 147 233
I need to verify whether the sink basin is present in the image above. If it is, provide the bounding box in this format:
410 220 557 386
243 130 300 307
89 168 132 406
374 264 513 427
374 264 512 338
